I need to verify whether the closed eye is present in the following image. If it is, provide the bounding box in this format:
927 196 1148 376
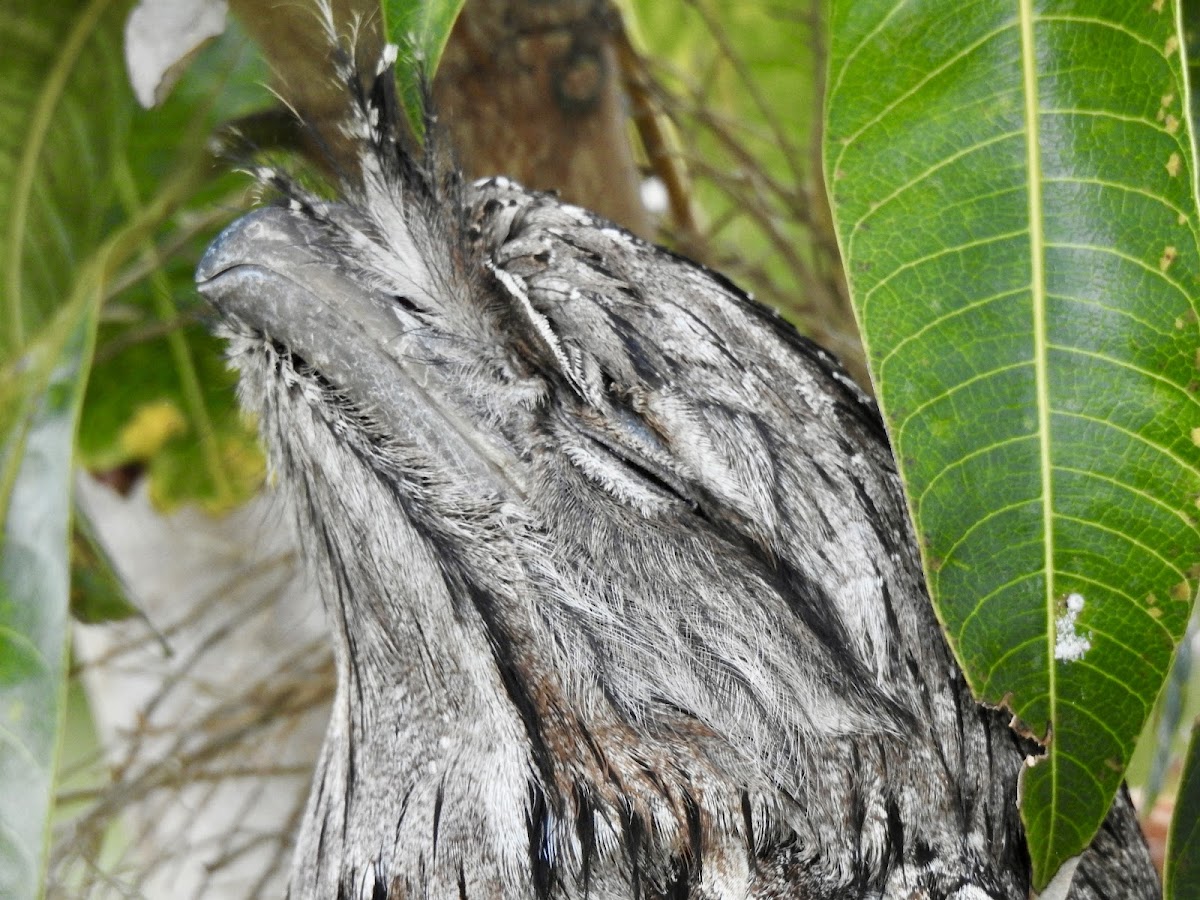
567 420 702 517
584 433 691 506
391 294 429 322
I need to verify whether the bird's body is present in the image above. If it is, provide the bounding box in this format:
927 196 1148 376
196 47 1158 900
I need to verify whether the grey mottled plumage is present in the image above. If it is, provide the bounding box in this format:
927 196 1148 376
195 39 1158 900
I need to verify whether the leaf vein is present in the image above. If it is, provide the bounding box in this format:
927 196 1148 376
1045 291 1180 342
1046 241 1191 301
980 633 1043 688
848 130 1025 244
914 433 1037 511
1053 512 1189 583
954 570 1041 643
827 0 912 104
834 19 1016 173
1053 463 1200 536
0 626 47 669
895 360 1033 446
1047 344 1200 411
1071 619 1170 680
877 287 1026 375
862 229 1029 316
1068 659 1152 716
1055 409 1200 479
939 496 1041 565
1042 174 1192 224
1055 701 1132 756
1038 14 1174 62
0 719 42 772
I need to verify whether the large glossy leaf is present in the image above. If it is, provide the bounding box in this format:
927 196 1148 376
0 0 249 887
825 0 1200 885
2 1 266 518
380 0 467 134
1166 718 1200 899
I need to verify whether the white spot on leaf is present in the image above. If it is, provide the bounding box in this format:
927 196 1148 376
1055 593 1091 662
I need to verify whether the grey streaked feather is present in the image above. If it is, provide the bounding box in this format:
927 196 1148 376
196 31 1158 900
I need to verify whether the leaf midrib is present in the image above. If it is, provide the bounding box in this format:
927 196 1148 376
1018 0 1058 870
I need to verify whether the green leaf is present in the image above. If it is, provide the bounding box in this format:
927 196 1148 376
825 0 1200 886
1184 0 1200 132
0 0 130 503
0 304 97 900
70 517 138 625
1166 718 1200 899
379 0 468 136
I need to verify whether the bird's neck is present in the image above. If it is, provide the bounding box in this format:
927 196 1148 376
281 440 540 898
291 572 542 897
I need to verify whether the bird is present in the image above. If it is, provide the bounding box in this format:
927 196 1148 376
195 35 1160 900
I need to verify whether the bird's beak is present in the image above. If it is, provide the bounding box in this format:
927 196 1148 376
197 206 525 497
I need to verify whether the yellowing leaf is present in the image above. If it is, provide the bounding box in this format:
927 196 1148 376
117 399 187 459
